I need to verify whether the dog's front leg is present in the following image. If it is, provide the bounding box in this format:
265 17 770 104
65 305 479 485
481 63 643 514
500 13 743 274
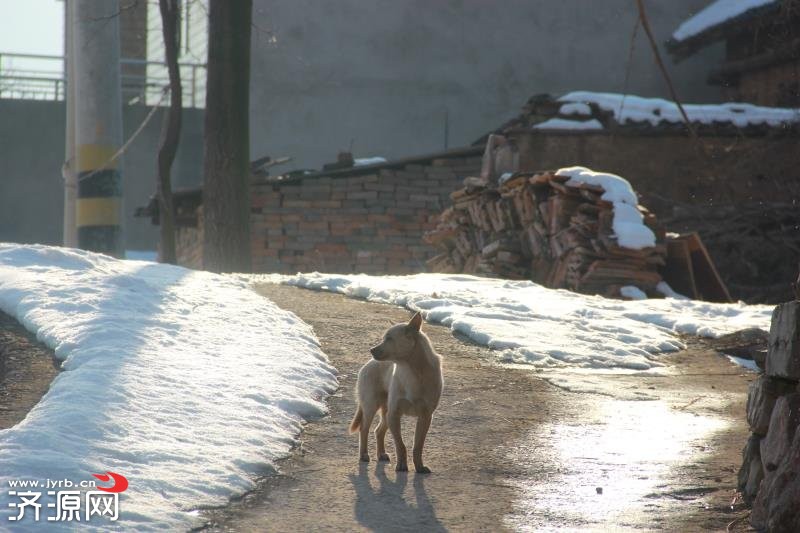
388 408 408 471
413 412 432 474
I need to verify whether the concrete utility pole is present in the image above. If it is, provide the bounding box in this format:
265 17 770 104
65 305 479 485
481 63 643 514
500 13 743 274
63 0 77 248
71 0 125 256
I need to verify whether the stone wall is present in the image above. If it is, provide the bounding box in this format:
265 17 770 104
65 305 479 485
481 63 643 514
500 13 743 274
739 301 800 531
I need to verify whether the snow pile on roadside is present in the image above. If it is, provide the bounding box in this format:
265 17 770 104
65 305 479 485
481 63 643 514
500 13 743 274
556 166 656 249
0 244 337 531
672 0 776 42
556 91 799 128
267 273 772 371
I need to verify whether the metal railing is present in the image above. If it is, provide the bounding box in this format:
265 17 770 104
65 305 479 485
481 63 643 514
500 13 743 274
0 52 206 108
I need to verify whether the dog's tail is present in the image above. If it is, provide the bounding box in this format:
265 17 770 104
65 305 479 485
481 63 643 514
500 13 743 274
349 406 363 434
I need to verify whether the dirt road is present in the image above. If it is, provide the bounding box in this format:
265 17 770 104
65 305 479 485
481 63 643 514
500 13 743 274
0 311 59 430
202 284 755 532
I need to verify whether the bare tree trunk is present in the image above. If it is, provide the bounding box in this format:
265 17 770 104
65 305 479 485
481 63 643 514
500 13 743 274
202 0 252 273
156 0 182 264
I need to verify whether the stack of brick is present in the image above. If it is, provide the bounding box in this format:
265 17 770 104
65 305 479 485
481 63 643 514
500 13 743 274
249 155 481 274
739 300 800 532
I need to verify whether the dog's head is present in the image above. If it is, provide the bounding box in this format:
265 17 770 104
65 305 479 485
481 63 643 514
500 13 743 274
370 312 423 362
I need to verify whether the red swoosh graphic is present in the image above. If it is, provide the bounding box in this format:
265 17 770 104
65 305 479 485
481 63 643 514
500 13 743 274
92 471 129 493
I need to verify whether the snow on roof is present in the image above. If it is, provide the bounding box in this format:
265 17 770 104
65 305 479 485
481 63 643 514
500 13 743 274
532 117 603 131
271 273 772 371
671 0 777 43
0 245 337 530
555 166 656 250
557 91 800 128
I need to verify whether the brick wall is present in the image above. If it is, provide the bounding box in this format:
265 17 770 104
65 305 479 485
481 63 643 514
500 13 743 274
170 153 482 273
249 155 481 273
174 208 204 270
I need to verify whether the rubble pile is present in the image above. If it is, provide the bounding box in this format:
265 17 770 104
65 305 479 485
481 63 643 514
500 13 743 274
424 169 667 299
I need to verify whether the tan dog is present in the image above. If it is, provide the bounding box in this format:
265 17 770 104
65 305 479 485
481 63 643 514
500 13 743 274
349 312 443 473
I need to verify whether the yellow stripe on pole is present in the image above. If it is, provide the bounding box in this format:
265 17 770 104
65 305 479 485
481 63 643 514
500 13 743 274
76 197 122 227
76 144 119 172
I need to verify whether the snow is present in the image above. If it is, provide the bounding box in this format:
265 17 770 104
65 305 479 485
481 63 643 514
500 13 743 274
557 91 800 128
672 0 777 42
266 273 773 371
555 166 656 250
0 244 337 531
620 286 648 300
533 117 603 130
725 354 760 372
124 250 157 262
559 102 592 116
353 156 388 167
656 281 690 300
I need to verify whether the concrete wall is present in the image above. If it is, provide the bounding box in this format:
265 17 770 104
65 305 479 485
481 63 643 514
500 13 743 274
0 99 204 250
249 0 724 170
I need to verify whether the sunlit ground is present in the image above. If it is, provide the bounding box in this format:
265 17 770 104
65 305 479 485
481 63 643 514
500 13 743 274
505 398 727 532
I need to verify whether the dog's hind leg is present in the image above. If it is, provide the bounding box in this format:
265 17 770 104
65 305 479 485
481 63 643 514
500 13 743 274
413 412 433 474
359 406 377 462
375 405 390 462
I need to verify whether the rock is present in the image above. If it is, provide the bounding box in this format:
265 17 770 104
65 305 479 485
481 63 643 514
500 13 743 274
737 433 763 504
751 428 800 533
760 393 800 480
709 327 768 361
747 375 797 435
767 301 800 380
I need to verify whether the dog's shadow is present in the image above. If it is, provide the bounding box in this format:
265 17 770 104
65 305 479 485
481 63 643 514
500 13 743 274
349 462 446 532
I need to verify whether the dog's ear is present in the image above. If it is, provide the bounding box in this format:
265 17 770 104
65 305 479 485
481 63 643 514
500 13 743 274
408 312 423 332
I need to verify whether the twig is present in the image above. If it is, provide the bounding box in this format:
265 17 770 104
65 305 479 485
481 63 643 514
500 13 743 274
675 396 704 410
726 511 750 532
635 0 699 142
618 14 641 121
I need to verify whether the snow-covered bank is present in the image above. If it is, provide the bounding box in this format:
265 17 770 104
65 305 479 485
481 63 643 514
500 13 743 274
266 273 772 370
0 245 337 530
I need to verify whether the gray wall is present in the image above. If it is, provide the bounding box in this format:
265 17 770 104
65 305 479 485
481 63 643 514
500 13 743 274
250 0 723 169
0 99 203 250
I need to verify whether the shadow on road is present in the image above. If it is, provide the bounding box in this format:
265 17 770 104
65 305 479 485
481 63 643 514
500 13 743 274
350 462 446 532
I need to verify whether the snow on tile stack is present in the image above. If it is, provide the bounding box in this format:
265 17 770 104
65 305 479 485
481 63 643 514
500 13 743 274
521 91 799 133
424 166 666 299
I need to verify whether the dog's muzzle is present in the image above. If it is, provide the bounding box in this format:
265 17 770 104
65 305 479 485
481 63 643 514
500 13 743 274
370 346 384 360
